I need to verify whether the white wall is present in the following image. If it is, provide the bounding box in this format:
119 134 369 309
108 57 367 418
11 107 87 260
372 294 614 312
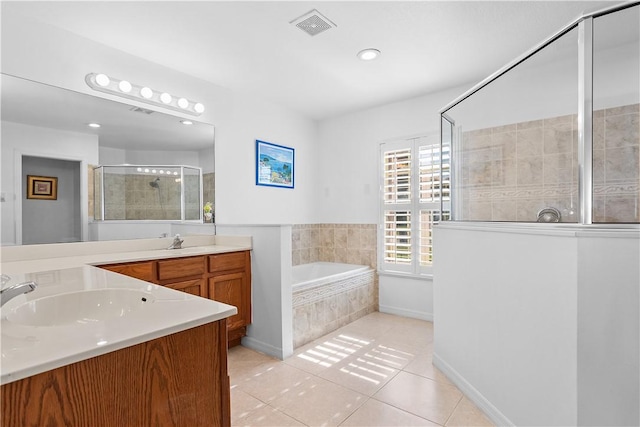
316 85 472 320
378 274 434 321
199 145 215 174
316 87 469 224
434 224 579 426
433 223 640 426
576 231 640 426
445 36 639 132
1 13 317 226
1 121 98 245
216 224 294 360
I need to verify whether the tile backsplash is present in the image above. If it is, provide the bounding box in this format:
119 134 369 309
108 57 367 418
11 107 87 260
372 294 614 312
291 224 377 268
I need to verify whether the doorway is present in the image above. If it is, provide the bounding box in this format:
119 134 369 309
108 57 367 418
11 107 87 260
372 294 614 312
22 156 81 244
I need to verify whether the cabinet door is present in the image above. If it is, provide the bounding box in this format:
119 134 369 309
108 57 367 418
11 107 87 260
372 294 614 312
100 261 155 282
208 272 249 331
165 278 206 298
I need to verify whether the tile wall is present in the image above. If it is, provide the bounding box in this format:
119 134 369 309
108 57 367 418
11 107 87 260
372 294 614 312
593 104 640 222
203 172 215 220
291 224 379 349
291 224 377 268
88 164 96 219
92 171 214 221
293 270 376 348
460 103 639 223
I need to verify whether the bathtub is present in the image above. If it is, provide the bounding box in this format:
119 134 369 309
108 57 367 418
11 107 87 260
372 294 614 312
292 262 371 291
292 262 376 348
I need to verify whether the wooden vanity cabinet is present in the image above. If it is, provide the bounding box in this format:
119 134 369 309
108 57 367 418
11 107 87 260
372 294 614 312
101 260 155 282
208 252 252 347
1 320 230 427
99 250 251 346
157 256 208 297
165 278 206 296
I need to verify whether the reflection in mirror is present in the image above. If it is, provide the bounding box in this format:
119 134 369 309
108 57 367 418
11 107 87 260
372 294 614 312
94 165 202 221
0 73 215 246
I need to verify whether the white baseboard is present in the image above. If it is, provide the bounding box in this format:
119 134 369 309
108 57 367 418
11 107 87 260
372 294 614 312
241 336 285 360
433 352 514 427
379 304 433 321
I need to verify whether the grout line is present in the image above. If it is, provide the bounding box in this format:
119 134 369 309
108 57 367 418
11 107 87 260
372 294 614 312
230 314 438 426
441 395 464 427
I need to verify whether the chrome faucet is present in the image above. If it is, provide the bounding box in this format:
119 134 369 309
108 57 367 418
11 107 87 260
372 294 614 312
167 234 184 250
1 281 37 307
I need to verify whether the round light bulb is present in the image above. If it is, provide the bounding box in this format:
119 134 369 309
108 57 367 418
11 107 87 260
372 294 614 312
173 172 178 176
140 87 153 99
177 98 189 109
160 92 172 104
118 80 132 93
159 170 164 174
137 168 142 172
151 169 157 173
194 103 205 114
144 168 150 173
95 73 110 87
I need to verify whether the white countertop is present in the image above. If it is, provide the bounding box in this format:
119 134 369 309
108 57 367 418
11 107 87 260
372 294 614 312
1 244 251 274
1 266 237 385
1 234 253 274
0 236 252 385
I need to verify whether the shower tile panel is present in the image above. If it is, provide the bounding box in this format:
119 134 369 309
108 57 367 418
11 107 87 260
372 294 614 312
459 103 639 222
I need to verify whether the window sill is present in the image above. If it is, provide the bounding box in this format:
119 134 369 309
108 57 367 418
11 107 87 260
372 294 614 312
377 270 433 281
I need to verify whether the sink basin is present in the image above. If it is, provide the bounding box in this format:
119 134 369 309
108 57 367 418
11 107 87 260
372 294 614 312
4 289 155 327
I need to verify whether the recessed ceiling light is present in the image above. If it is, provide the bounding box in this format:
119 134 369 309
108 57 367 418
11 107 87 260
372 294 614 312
357 48 381 61
181 120 193 125
87 123 101 128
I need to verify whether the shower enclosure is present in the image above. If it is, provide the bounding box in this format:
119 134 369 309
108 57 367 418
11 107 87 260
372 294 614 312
440 2 639 224
93 165 203 221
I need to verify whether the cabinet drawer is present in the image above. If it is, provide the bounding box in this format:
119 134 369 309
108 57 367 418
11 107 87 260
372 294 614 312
157 256 205 281
101 261 155 282
209 252 247 273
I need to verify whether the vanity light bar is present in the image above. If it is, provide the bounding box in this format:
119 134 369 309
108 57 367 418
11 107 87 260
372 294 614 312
85 73 204 116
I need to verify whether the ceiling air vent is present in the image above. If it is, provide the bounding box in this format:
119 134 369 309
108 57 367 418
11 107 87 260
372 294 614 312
129 106 154 115
290 9 337 37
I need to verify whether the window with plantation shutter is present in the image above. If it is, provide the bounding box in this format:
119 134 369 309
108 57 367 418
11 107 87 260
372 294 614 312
379 134 450 276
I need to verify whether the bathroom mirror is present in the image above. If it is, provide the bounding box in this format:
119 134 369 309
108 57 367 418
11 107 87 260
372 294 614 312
0 73 216 245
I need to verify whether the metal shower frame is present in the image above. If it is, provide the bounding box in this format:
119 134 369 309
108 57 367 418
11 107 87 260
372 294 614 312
439 1 639 226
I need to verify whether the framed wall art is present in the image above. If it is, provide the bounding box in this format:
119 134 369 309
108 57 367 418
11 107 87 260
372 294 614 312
256 140 295 189
27 175 58 200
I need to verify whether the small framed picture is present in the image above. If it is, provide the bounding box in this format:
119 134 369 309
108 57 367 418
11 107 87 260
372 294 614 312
256 140 295 189
27 175 58 200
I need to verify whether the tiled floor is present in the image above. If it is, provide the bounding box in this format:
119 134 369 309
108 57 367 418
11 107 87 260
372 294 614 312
228 312 494 427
